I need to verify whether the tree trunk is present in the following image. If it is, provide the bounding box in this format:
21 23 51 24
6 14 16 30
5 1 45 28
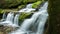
48 0 60 34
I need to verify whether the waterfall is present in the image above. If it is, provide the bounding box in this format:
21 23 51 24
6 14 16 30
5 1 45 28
14 13 20 26
36 2 48 34
19 12 42 31
0 1 48 34
0 12 19 27
19 4 35 12
10 1 48 34
0 12 6 21
0 12 14 26
36 10 48 34
6 12 14 23
2 12 6 19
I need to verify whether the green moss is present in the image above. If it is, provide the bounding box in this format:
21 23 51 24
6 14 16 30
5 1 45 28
19 12 32 25
32 1 42 8
19 12 31 20
17 5 26 10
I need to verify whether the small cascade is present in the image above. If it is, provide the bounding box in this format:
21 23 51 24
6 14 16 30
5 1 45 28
9 1 48 34
9 11 42 34
0 1 49 34
26 4 32 8
19 12 41 31
19 4 35 12
0 12 15 27
36 2 48 34
1 12 6 21
1 12 14 25
36 10 48 34
6 12 14 22
2 12 6 19
14 13 20 26
39 2 48 11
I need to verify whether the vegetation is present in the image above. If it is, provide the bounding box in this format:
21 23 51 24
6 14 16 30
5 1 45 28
0 0 41 8
32 1 42 8
19 12 32 21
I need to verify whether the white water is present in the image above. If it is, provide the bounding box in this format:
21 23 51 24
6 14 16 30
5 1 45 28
0 1 48 34
0 3 36 27
2 12 6 19
0 12 19 27
0 12 6 22
36 2 48 34
14 14 20 26
19 4 35 12
10 2 48 34
6 12 14 23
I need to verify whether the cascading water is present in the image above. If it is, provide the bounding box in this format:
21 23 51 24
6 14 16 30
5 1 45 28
36 10 48 34
0 12 19 27
9 1 48 34
0 12 6 22
0 12 14 26
0 3 35 27
19 4 35 12
14 13 20 26
6 12 14 23
2 12 6 19
36 2 48 34
26 4 32 8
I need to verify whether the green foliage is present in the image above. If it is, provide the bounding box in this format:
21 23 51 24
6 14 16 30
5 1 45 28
32 1 42 8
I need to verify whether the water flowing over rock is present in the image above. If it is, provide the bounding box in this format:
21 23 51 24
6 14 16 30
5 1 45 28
18 4 35 12
0 12 19 28
9 1 48 34
14 13 20 26
2 12 6 19
0 1 48 34
36 2 48 34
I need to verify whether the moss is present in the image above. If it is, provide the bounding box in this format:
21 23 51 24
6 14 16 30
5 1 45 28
19 12 32 20
19 12 32 25
17 5 26 10
32 1 42 8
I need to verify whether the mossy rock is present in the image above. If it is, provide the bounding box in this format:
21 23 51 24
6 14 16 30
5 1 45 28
32 1 42 8
19 12 32 21
19 12 33 25
0 0 41 8
0 9 18 14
